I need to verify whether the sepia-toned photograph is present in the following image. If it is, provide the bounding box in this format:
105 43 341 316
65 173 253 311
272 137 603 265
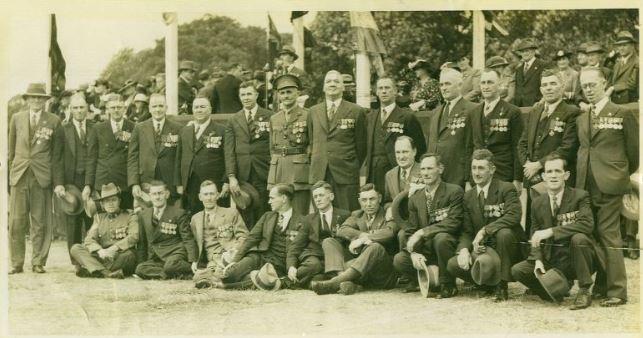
0 1 640 336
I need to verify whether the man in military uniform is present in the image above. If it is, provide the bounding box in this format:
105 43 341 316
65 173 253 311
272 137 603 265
222 184 309 289
576 68 638 307
8 83 65 274
70 183 139 278
128 93 182 205
513 38 546 107
447 149 525 301
191 180 249 288
178 60 198 115
470 69 524 189
288 181 351 287
274 46 313 107
518 69 580 234
308 70 368 211
61 94 95 266
512 154 597 310
225 82 273 220
136 181 197 279
268 74 311 215
362 77 425 195
310 183 398 295
176 97 230 214
393 153 464 298
609 31 639 104
84 93 135 209
427 68 477 188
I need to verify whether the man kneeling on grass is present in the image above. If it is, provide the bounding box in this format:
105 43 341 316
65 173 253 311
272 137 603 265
135 180 198 279
310 183 398 295
511 154 597 310
191 180 249 288
71 183 139 278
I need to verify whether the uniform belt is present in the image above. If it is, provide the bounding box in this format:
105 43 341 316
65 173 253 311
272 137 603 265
274 147 306 156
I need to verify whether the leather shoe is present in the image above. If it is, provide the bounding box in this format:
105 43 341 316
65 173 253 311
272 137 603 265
494 284 509 302
9 267 23 275
107 269 125 279
338 281 362 295
75 268 92 278
403 280 420 293
32 265 46 273
310 280 340 295
570 288 592 310
600 297 626 307
436 285 457 299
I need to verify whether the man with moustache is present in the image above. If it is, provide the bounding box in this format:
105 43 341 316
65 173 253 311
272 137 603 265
427 68 477 188
84 93 135 209
268 74 312 215
393 153 464 298
176 97 230 214
310 183 398 295
8 83 65 274
288 181 351 287
470 69 524 190
447 149 524 301
513 38 546 107
575 67 638 307
308 70 368 211
518 69 580 234
225 82 273 219
128 94 182 205
362 77 425 196
61 93 95 266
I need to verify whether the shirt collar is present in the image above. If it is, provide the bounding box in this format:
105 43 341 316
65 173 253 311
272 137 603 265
153 205 166 219
593 96 609 115
320 206 334 222
279 208 293 230
245 104 258 116
111 119 123 130
549 189 564 205
484 97 501 113
425 182 440 198
381 102 396 115
326 97 342 109
476 180 492 199
30 110 42 117
448 96 462 108
195 118 211 130
524 57 536 69
545 99 563 115
72 118 86 129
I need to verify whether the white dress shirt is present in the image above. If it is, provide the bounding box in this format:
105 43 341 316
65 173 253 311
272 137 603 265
279 208 293 231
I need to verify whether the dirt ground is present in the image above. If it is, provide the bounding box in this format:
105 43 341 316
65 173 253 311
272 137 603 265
7 241 641 335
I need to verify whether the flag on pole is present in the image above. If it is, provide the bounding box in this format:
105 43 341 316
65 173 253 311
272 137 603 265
482 11 509 36
267 15 282 68
349 11 386 76
49 14 66 95
290 11 308 22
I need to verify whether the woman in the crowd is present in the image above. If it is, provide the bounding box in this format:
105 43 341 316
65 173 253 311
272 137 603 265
408 59 442 112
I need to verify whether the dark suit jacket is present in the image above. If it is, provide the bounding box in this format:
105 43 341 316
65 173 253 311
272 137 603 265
233 210 306 266
610 52 639 104
224 107 273 181
383 163 421 204
178 77 196 115
128 118 182 188
288 208 351 268
211 74 242 114
529 187 594 262
575 101 639 195
361 105 426 180
8 111 64 188
307 99 368 184
457 179 524 251
517 101 580 186
427 97 477 186
406 181 464 240
337 207 398 255
137 205 197 263
175 119 230 189
62 120 94 185
470 99 524 182
514 58 546 107
85 119 135 191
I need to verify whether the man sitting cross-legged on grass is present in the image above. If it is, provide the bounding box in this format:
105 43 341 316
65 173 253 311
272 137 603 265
191 180 249 288
511 154 597 310
70 182 139 279
310 183 398 295
135 180 198 279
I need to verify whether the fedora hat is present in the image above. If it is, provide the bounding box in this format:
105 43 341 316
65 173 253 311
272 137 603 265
278 46 298 61
98 183 121 201
614 31 637 45
553 49 573 60
584 41 605 54
118 79 137 93
179 60 198 72
22 83 51 100
514 38 539 52
621 192 639 221
391 190 410 226
471 247 501 286
273 74 302 91
535 268 570 302
485 56 509 69
250 263 282 291
55 185 84 216
133 93 148 103
232 181 260 210
417 260 440 298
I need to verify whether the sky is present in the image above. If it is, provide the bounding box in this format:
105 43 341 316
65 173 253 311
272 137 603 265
6 10 316 97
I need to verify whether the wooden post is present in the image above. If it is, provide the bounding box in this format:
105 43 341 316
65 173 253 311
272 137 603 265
163 12 178 115
472 10 485 69
355 53 371 109
292 16 305 70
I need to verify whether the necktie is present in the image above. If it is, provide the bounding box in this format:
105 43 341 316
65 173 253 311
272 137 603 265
540 104 550 121
443 101 451 117
478 189 485 213
322 213 330 233
206 213 212 226
30 114 38 129
79 124 86 143
551 195 560 216
327 103 337 121
155 122 161 135
401 168 408 186
194 123 200 141
154 209 162 221
484 103 492 117
425 190 433 214
524 62 529 73
247 111 254 125
590 104 597 117
278 214 285 231
381 108 388 124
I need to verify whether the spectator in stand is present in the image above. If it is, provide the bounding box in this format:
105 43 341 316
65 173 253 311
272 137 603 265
128 93 151 123
609 31 639 104
408 59 442 112
554 50 581 104
153 73 166 94
458 56 482 102
342 73 356 103
210 63 243 114
513 38 546 107
486 56 515 103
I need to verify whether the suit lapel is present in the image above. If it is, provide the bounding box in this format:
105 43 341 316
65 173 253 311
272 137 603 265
318 102 329 132
235 111 251 138
196 119 216 152
65 123 77 158
195 212 204 255
523 59 540 84
328 100 345 132
438 104 450 135
537 103 564 143
528 105 543 153
30 114 49 146
485 101 504 138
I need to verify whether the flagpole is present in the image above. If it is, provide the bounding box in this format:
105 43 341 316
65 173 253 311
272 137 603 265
265 12 271 109
472 10 485 69
163 12 178 115
355 53 371 109
292 15 305 70
46 14 53 95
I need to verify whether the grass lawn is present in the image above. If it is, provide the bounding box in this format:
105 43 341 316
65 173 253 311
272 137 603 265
8 240 641 335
